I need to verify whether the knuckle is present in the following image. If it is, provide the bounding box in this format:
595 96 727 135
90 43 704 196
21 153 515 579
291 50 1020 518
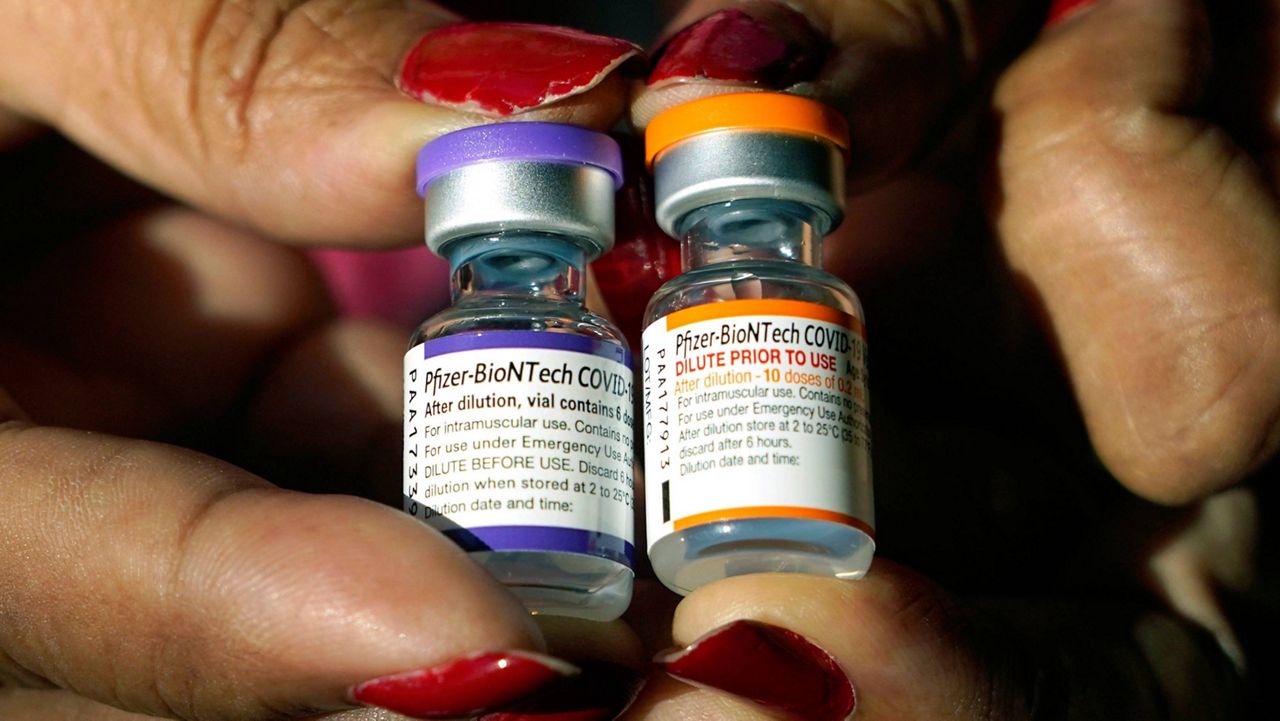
996 40 1200 168
151 483 264 720
184 0 396 158
183 0 297 157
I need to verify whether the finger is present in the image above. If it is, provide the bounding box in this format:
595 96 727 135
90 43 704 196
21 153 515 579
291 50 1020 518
630 0 1044 186
0 207 418 502
0 2 638 246
1147 487 1260 671
0 207 332 438
0 401 580 720
6 679 644 721
0 206 415 498
992 0 1280 503
646 565 1243 720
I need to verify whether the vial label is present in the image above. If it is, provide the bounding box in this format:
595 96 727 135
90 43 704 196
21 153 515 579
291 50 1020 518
642 299 873 550
404 331 635 567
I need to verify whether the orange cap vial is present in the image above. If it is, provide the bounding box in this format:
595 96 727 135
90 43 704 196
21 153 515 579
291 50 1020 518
643 92 850 237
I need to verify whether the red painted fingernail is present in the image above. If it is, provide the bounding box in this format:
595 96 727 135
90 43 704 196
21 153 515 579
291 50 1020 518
351 651 578 719
648 4 826 88
655 620 854 721
1045 0 1100 28
479 661 646 721
592 136 682 347
398 23 641 116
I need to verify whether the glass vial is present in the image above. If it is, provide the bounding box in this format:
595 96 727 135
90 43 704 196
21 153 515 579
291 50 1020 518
404 123 635 620
641 93 875 595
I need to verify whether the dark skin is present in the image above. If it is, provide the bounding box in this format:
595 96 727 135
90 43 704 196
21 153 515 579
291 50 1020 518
1 0 1277 719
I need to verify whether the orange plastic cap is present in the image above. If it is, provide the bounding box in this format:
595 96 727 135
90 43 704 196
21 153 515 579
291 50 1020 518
645 92 850 167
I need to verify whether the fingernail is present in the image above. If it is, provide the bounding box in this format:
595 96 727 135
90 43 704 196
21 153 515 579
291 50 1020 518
351 651 578 719
648 3 826 88
591 136 682 347
1044 0 1100 29
479 661 647 721
655 620 854 721
398 23 641 116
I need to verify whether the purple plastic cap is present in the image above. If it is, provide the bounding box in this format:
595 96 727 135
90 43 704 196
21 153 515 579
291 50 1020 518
416 122 624 197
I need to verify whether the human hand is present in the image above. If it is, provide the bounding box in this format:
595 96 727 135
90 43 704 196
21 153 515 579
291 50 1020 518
3 0 1276 719
0 3 650 720
600 0 1278 718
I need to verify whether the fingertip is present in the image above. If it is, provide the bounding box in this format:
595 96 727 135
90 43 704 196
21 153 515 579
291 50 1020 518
671 562 941 644
630 1 829 130
267 44 634 247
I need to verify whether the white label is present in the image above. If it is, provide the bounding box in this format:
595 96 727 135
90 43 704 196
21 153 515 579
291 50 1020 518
404 332 634 566
642 299 873 551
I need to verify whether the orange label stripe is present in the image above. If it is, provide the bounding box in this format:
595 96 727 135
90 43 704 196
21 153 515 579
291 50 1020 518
664 299 864 337
673 506 875 539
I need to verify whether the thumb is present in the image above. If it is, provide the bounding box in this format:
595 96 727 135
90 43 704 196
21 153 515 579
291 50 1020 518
0 399 572 720
626 565 1243 720
0 1 638 246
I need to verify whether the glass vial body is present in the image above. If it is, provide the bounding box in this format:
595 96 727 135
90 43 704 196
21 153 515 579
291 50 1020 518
641 94 874 595
403 124 633 620
406 232 634 620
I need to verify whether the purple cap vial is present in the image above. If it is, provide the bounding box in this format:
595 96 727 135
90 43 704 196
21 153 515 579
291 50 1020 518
416 123 623 259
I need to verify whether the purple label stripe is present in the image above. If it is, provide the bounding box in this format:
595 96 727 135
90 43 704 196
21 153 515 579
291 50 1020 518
444 525 634 567
422 330 630 366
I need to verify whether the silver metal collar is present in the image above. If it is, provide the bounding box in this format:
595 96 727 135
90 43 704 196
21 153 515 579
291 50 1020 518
652 130 845 238
423 161 615 259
